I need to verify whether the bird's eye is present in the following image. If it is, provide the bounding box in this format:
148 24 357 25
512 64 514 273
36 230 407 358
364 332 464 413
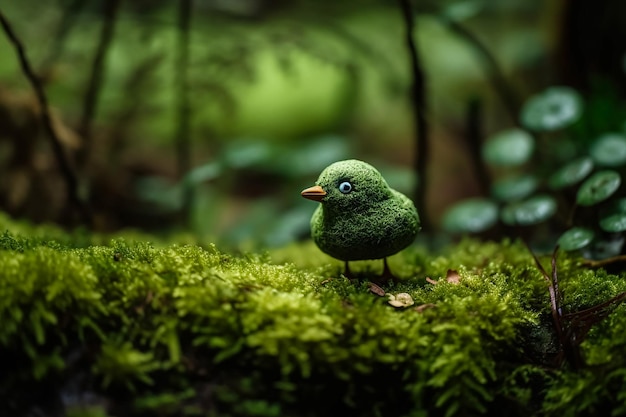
338 181 353 194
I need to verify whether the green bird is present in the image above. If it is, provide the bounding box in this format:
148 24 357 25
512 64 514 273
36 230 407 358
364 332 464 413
301 159 420 279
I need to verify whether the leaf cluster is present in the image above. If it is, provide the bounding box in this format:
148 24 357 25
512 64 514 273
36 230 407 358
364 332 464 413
443 85 626 261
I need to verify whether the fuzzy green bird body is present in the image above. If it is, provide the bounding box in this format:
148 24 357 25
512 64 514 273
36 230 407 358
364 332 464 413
302 160 420 272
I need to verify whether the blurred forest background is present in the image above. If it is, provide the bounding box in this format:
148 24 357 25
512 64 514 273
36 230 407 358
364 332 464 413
0 0 625 250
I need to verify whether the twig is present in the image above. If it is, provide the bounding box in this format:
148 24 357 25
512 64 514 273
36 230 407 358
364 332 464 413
581 254 626 269
439 16 520 124
526 242 565 346
550 245 561 317
309 17 400 81
0 10 91 225
78 0 121 165
525 242 626 370
562 288 626 368
175 0 193 227
563 292 626 322
465 97 490 194
527 243 585 368
39 0 87 72
398 0 431 232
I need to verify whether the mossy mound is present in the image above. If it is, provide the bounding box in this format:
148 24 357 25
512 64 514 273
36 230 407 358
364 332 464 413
1 215 626 416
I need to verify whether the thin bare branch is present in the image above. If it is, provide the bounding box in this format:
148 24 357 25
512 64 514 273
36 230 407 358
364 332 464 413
39 0 87 72
465 97 490 195
526 242 626 370
439 16 520 124
0 10 91 225
78 0 121 164
581 254 626 269
175 0 194 227
564 291 626 322
524 241 566 362
551 245 562 316
398 0 431 231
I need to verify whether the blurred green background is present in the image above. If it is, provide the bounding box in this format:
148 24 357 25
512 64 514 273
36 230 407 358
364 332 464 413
0 0 624 249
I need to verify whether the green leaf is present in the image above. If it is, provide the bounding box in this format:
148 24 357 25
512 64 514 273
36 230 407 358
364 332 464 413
500 195 557 226
491 174 538 202
442 0 484 21
441 198 499 233
548 157 594 189
221 140 275 169
213 340 245 364
602 197 626 216
184 162 222 185
557 227 594 251
599 213 626 233
482 128 534 166
590 133 626 167
576 170 621 206
287 135 350 176
521 86 583 131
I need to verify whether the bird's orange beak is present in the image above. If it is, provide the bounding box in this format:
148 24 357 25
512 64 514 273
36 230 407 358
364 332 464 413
301 185 326 202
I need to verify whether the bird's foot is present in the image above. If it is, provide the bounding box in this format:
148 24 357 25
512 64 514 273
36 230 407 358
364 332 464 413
341 260 398 284
379 258 399 283
342 261 354 280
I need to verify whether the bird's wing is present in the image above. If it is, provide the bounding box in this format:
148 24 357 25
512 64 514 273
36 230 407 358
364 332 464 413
391 190 420 219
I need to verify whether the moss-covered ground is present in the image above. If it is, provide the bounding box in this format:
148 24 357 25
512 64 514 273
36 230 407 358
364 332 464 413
1 212 626 417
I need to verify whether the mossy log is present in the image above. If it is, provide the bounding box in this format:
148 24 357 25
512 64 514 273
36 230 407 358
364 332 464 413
1 213 626 417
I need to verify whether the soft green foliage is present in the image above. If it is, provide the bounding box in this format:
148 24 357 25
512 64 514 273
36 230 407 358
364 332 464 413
305 159 420 261
482 128 534 167
500 194 557 226
441 198 498 233
576 170 622 206
520 86 583 132
444 82 626 261
491 174 538 202
557 227 594 251
548 157 594 190
589 133 626 168
600 213 626 233
2 218 626 416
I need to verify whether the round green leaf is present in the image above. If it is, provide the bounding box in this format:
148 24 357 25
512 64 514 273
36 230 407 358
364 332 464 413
604 197 626 215
600 213 626 233
442 198 499 233
557 227 594 251
500 194 557 226
590 133 626 167
576 170 621 206
548 157 594 189
442 0 484 21
288 135 350 176
587 236 625 260
599 198 626 231
222 140 275 169
482 128 534 166
521 86 583 131
491 174 538 202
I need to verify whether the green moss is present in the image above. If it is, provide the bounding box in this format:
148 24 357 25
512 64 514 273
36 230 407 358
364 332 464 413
1 218 626 416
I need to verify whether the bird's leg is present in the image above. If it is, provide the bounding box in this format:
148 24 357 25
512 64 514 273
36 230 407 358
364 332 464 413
380 258 398 282
343 261 354 279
